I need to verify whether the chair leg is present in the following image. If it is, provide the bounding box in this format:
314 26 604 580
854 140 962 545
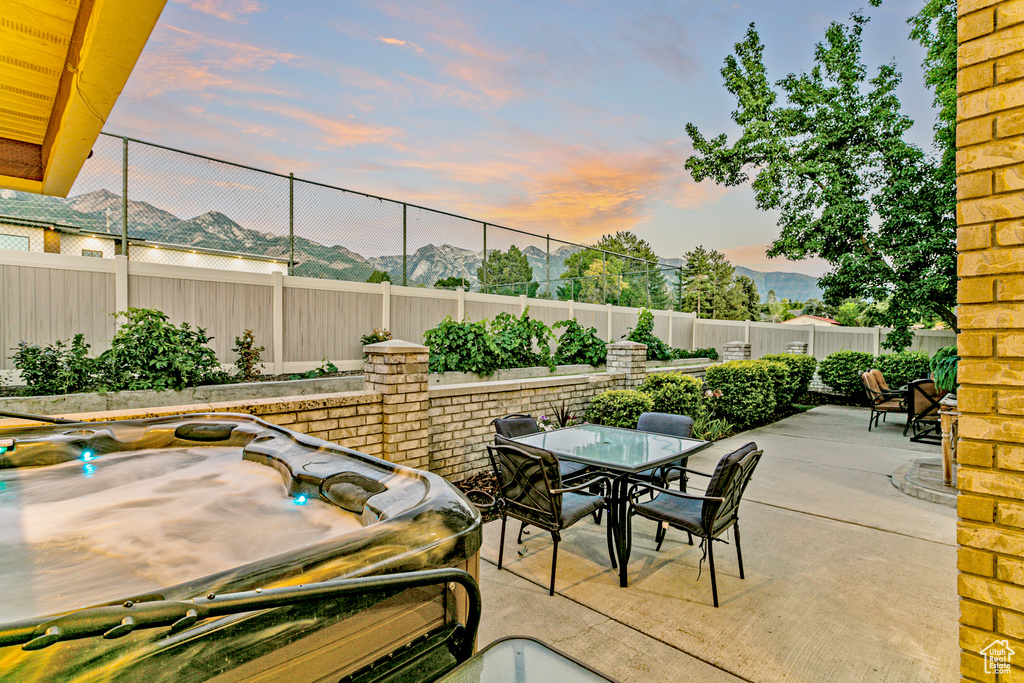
498 514 507 570
517 521 529 544
549 533 560 596
734 523 744 580
708 537 719 608
868 408 874 431
655 522 667 551
687 531 693 546
606 507 617 569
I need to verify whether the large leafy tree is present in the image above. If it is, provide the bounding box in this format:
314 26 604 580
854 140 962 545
557 232 671 308
478 246 539 297
685 7 955 349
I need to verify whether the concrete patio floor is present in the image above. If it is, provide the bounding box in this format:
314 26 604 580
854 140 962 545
475 405 957 682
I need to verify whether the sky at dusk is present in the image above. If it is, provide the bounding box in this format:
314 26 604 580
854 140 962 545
101 0 940 276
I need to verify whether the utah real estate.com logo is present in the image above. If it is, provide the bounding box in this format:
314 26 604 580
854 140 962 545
982 640 1014 674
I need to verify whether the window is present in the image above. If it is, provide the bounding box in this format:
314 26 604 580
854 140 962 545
81 249 103 258
0 233 30 251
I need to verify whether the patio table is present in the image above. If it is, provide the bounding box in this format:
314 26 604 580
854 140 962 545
509 424 712 587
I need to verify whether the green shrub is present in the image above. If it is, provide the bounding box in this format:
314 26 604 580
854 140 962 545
874 350 931 388
674 347 720 361
423 316 498 375
703 360 776 428
360 327 392 347
760 360 795 408
817 350 874 396
585 390 653 428
11 334 97 395
553 319 606 366
491 309 553 370
638 372 703 417
233 329 265 380
625 308 673 361
930 346 958 393
98 308 225 391
762 353 817 397
289 356 339 380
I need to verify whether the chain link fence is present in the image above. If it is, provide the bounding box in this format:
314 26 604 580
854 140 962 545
0 132 685 306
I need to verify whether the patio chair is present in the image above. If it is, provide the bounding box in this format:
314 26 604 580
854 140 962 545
862 371 905 431
635 412 695 487
627 442 762 607
903 379 944 444
492 414 588 481
486 443 614 596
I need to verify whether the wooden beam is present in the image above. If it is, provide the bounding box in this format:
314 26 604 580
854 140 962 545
0 137 43 181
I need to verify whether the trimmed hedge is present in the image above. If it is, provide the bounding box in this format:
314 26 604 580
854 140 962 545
817 351 874 396
638 372 703 417
761 353 817 398
760 360 795 408
874 351 930 388
585 390 654 429
703 360 776 429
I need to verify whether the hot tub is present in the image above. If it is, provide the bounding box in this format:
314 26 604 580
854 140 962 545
0 413 481 682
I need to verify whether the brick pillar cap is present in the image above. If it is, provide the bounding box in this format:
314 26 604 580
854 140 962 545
363 339 429 353
607 340 646 349
724 341 750 347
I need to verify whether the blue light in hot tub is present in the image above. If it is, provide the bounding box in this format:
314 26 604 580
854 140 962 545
82 463 96 478
81 451 94 462
294 495 308 506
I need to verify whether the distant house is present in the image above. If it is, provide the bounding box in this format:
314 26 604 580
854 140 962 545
781 314 839 327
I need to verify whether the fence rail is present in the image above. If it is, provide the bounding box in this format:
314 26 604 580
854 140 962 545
0 251 955 378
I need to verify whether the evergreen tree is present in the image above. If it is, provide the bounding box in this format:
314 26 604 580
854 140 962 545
478 246 539 297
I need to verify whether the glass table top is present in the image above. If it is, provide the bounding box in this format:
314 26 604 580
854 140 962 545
511 424 710 473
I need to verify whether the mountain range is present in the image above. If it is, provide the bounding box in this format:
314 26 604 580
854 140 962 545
0 189 823 301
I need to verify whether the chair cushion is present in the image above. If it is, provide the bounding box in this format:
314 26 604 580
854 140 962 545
559 460 589 480
873 399 904 412
560 492 604 527
632 494 704 535
636 413 694 438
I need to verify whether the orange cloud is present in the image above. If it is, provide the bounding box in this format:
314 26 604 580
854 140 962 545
379 36 425 53
258 104 405 149
172 0 265 23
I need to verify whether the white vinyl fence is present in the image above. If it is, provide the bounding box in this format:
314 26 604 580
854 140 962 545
0 250 955 377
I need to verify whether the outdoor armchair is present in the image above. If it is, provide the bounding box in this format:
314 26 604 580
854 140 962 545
492 414 588 481
904 379 944 444
627 442 762 607
633 412 695 491
486 443 614 596
862 370 906 431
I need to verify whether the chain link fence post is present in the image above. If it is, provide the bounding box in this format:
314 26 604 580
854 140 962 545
121 136 129 258
402 203 408 287
289 173 295 275
546 234 551 297
481 222 487 293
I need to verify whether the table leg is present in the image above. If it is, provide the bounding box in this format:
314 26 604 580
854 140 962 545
612 475 632 588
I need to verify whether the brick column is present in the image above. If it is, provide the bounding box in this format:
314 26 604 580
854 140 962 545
363 340 430 470
785 341 809 355
956 2 1024 680
606 340 646 389
722 341 751 362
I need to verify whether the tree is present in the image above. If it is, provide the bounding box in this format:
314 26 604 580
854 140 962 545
734 275 760 321
366 270 391 284
557 232 671 308
478 246 539 297
434 276 471 290
685 8 956 350
677 245 747 319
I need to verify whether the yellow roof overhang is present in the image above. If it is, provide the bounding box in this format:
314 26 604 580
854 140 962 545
0 0 167 196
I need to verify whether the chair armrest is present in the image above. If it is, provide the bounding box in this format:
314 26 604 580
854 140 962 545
552 474 611 495
661 465 712 479
627 481 724 506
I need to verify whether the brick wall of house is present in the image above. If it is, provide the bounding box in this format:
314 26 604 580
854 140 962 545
956 0 1024 680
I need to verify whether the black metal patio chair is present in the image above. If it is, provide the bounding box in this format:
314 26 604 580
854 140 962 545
627 442 762 607
486 442 614 596
904 379 944 443
634 412 695 489
492 414 589 481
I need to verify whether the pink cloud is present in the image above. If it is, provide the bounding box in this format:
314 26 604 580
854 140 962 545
172 0 265 23
379 36 425 53
257 104 405 149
